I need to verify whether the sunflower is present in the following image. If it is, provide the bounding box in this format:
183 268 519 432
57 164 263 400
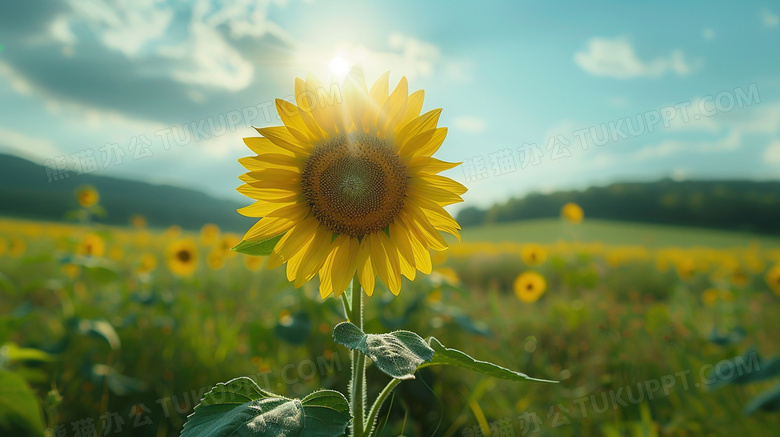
237 70 466 297
76 185 100 208
513 271 546 303
137 253 158 275
561 202 583 224
167 240 198 277
8 237 26 257
244 254 265 272
200 224 221 246
521 243 547 266
207 249 226 270
767 264 780 297
76 233 105 258
219 233 241 256
130 214 148 229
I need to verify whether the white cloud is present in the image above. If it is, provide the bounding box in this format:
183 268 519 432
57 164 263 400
0 127 63 160
574 37 701 79
48 0 296 92
764 140 780 164
452 116 487 134
703 28 715 40
762 9 779 28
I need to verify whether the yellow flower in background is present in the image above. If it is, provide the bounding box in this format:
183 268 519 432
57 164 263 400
77 233 105 258
9 237 26 257
0 237 6 257
702 288 734 306
730 267 750 287
167 240 198 277
163 225 182 240
513 271 547 303
238 70 466 297
243 254 265 272
430 266 460 286
767 264 780 297
109 246 124 261
219 233 241 256
76 185 100 208
207 249 226 270
62 263 81 279
561 202 584 224
200 224 221 246
130 214 148 229
137 253 158 274
521 243 547 266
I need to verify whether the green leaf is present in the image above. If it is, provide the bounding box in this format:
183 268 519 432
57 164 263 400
180 377 350 437
332 322 434 380
705 349 780 389
0 343 56 364
232 234 285 257
67 318 121 350
420 337 556 384
0 370 45 436
745 381 780 414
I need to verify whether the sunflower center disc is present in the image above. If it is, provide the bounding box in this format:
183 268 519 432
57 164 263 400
177 249 191 263
301 133 407 237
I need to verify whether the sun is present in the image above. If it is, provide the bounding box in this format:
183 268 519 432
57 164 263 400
329 56 350 78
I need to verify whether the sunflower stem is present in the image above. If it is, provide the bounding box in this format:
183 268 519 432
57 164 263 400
349 275 366 437
364 378 401 437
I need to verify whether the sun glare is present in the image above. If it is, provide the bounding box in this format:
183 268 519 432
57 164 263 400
329 56 350 78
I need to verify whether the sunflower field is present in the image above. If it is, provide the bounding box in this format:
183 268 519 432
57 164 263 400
2 201 780 436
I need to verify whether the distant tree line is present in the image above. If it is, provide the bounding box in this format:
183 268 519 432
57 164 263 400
456 179 780 235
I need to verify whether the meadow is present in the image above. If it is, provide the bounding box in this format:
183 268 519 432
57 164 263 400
1 214 780 436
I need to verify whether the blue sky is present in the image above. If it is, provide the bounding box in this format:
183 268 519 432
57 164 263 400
1 0 779 212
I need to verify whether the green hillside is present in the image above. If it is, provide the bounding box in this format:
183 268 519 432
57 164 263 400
459 218 780 248
457 179 780 235
0 153 253 231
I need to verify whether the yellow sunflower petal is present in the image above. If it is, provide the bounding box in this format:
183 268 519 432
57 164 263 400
405 156 461 175
243 137 296 157
269 216 320 267
395 90 424 136
331 235 360 297
294 224 334 287
369 232 402 295
255 126 312 155
237 201 295 218
396 108 442 152
357 238 376 296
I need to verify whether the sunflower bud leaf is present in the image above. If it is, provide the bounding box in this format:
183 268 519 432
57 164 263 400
332 322 433 380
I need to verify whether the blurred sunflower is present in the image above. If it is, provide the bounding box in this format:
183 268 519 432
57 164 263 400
75 185 99 208
0 237 5 257
167 240 198 277
243 254 265 272
521 243 547 266
238 70 466 297
702 288 733 306
76 233 105 258
513 271 546 303
8 237 26 257
561 202 583 224
219 233 240 256
767 264 780 296
200 224 221 246
207 249 226 270
137 253 158 274
130 214 148 229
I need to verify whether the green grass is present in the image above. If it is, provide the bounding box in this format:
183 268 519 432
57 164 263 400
460 219 780 248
